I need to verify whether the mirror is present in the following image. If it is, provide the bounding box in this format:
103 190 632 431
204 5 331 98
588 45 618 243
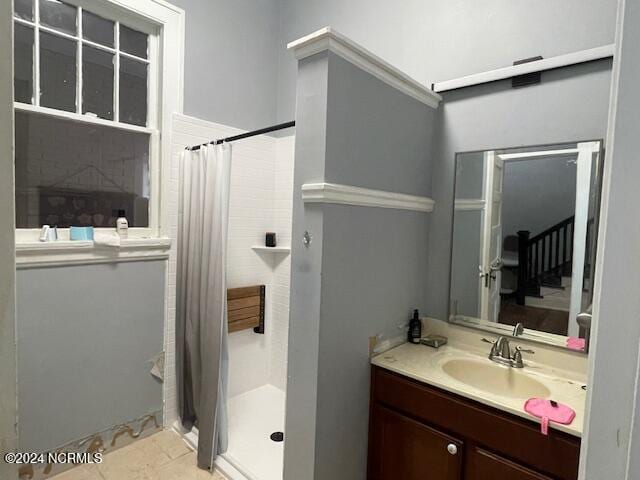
449 141 603 352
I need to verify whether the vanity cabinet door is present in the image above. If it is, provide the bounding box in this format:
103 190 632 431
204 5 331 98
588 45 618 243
368 404 463 480
465 447 553 480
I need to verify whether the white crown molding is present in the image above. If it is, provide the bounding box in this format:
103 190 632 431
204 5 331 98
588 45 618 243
288 27 441 109
454 199 486 211
16 238 171 268
302 183 435 213
434 44 615 93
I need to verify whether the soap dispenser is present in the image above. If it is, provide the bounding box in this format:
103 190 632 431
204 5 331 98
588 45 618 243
408 309 422 344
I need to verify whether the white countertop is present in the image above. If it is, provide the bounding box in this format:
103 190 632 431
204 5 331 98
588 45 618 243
371 342 586 437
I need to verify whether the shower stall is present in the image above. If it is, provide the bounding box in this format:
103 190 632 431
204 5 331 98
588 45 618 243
172 114 295 480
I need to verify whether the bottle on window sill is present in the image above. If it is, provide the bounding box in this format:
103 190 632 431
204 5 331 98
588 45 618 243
116 210 129 239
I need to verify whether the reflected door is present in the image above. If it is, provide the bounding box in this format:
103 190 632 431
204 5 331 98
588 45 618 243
480 151 504 322
567 142 599 337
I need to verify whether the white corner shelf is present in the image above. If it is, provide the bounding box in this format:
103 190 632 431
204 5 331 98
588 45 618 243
251 245 291 254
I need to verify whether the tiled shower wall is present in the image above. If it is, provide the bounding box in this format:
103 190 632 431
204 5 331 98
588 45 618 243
167 114 293 427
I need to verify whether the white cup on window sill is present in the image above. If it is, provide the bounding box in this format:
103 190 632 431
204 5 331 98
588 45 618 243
39 225 58 242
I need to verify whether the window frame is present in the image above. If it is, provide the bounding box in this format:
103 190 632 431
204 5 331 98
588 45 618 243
12 0 184 246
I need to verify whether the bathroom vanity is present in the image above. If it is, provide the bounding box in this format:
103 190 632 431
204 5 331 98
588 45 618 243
365 138 602 479
367 341 584 480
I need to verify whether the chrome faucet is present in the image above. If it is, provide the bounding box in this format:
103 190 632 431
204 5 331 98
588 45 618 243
482 336 534 368
512 322 524 337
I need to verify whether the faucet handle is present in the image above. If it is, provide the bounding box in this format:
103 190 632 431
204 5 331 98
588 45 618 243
482 338 500 357
515 346 535 355
512 346 534 368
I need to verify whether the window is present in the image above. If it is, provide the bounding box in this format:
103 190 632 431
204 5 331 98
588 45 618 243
13 0 150 125
15 111 150 228
12 0 158 233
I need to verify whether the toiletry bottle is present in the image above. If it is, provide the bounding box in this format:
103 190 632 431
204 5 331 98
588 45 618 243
40 225 50 242
408 309 422 344
116 210 129 239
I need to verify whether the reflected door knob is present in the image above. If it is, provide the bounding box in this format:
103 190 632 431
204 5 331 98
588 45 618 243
447 443 458 455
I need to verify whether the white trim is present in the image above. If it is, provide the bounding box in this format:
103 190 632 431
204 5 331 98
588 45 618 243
287 27 441 108
498 148 579 160
34 0 40 106
301 182 435 212
433 44 615 93
77 7 83 115
114 21 121 121
15 227 156 243
567 142 598 338
15 100 156 135
454 199 485 211
15 237 171 268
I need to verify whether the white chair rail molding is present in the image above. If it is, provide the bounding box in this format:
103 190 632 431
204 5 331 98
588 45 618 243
301 182 435 212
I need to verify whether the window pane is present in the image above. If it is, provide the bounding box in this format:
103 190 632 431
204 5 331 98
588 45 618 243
39 0 77 35
40 32 76 111
14 0 34 21
15 111 150 228
82 11 114 47
119 25 148 59
119 57 147 126
83 46 114 120
14 24 34 104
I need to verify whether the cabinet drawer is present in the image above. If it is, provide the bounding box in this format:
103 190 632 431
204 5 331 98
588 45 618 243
369 404 463 480
466 447 553 480
371 366 579 480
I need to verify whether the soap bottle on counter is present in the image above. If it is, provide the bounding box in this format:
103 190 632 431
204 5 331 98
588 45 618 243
116 210 129 239
408 309 422 344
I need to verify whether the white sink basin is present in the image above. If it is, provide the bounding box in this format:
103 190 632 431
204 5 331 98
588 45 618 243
442 358 551 400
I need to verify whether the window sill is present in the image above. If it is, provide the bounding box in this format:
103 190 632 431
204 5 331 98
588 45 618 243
16 237 172 269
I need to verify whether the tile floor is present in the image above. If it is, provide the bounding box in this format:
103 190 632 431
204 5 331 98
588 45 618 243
50 430 227 480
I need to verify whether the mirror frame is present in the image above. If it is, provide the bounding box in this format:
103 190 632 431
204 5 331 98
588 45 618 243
447 140 605 353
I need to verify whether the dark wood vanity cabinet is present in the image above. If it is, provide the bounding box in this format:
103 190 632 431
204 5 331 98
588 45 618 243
370 404 463 480
368 366 580 480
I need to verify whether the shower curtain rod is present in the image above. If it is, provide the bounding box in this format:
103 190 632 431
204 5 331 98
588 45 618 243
185 121 296 151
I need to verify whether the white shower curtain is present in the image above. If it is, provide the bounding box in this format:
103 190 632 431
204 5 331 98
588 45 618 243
176 143 231 470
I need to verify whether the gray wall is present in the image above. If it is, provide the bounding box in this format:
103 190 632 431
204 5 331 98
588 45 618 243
425 59 613 321
169 0 281 131
450 153 484 318
276 0 617 122
581 0 640 477
455 151 484 199
285 51 436 480
450 210 482 318
16 261 165 453
0 3 17 478
165 0 617 131
502 156 577 238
